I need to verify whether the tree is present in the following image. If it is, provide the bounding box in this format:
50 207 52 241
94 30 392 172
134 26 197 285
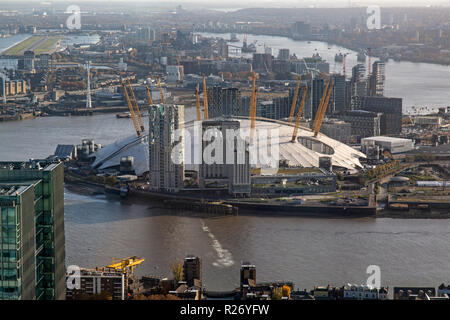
271 287 283 300
282 285 291 298
171 261 184 283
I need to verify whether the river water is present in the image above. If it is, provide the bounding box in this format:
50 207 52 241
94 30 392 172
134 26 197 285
0 33 449 290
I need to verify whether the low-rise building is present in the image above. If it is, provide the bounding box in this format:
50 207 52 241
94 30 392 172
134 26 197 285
361 136 414 154
341 110 382 139
66 267 127 300
394 287 436 300
342 284 387 300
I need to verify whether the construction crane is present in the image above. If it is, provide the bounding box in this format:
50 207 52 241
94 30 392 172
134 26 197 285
291 85 308 142
157 77 165 104
288 76 302 123
313 80 334 137
249 73 258 143
106 256 145 274
121 80 141 137
126 79 145 133
195 85 202 121
145 85 153 105
202 74 209 119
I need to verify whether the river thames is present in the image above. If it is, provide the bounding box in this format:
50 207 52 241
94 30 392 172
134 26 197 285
0 34 449 290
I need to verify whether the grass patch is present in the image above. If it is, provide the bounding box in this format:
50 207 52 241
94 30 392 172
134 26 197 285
34 36 61 54
2 36 44 55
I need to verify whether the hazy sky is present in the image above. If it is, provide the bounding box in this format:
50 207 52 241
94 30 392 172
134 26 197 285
1 0 448 5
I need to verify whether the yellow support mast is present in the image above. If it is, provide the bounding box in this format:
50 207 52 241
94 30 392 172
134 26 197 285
312 78 331 132
121 80 141 137
202 74 209 119
195 85 202 121
145 85 153 105
314 80 334 137
291 86 308 142
127 79 145 133
288 76 301 123
250 73 258 143
157 77 165 104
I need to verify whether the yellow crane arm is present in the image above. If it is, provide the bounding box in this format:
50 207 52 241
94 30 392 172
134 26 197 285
291 86 308 142
107 256 145 274
288 76 301 123
122 81 141 137
203 74 209 119
145 85 153 105
127 79 145 132
157 77 165 104
314 81 334 137
312 79 331 132
195 86 202 121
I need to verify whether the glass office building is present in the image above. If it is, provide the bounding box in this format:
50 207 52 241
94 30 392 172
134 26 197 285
0 160 65 300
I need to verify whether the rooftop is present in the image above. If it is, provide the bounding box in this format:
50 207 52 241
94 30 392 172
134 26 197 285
362 136 413 143
0 184 32 197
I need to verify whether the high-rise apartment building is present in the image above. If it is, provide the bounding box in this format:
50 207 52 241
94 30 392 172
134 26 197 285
199 119 251 197
0 160 65 300
331 74 346 114
207 86 242 118
368 61 385 97
361 96 403 135
252 53 273 73
291 21 312 40
183 255 202 287
148 104 185 192
277 48 290 61
351 64 368 110
341 110 382 139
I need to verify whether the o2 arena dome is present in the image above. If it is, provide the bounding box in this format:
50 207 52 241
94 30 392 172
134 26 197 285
90 116 365 175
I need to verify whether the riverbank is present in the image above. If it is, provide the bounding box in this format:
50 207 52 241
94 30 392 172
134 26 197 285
64 172 450 219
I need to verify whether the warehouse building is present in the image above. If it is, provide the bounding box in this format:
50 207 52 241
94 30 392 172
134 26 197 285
361 136 414 154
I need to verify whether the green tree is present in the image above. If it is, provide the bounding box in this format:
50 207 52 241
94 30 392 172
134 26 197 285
271 287 283 300
171 261 184 283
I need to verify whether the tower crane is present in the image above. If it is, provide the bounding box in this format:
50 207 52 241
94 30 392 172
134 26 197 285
126 79 145 133
157 77 165 104
121 80 141 137
288 76 302 123
291 85 308 142
202 74 209 119
195 85 202 121
106 256 145 274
